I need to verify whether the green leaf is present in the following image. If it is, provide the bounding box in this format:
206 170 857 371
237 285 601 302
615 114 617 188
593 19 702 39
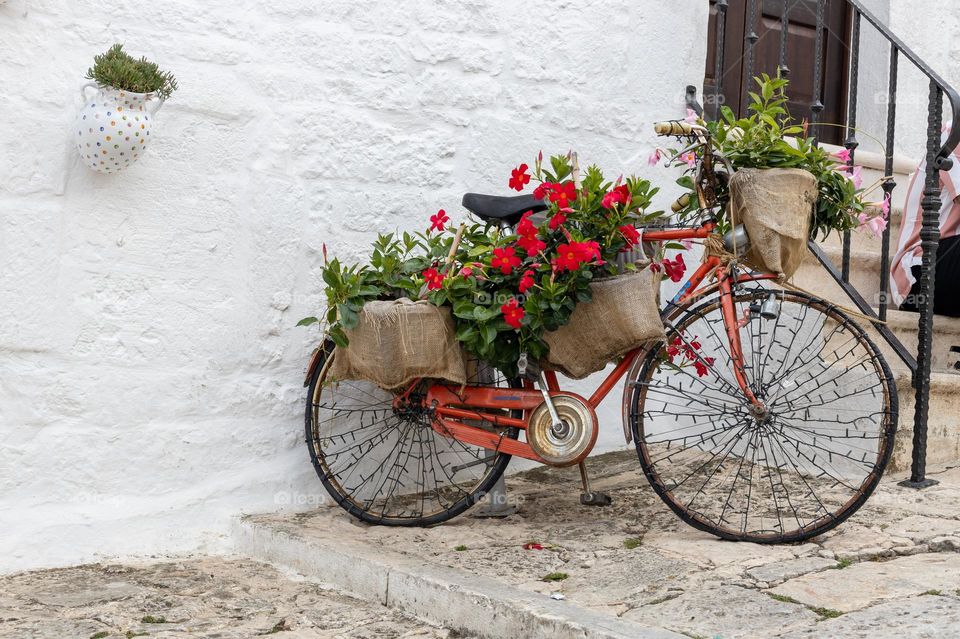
297 316 319 327
329 326 349 348
338 303 360 329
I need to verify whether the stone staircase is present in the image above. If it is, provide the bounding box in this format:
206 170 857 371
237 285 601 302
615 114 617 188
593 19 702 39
793 145 960 472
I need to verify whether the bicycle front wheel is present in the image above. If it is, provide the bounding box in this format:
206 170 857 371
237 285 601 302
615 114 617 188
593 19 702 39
628 289 897 543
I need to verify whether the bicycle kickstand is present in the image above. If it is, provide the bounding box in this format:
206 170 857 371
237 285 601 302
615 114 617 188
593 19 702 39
578 461 612 507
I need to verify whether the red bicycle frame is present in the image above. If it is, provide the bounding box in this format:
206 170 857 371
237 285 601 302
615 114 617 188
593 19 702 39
424 221 778 464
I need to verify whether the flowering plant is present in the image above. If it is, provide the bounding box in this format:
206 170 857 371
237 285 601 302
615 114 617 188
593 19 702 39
654 74 888 240
302 153 670 376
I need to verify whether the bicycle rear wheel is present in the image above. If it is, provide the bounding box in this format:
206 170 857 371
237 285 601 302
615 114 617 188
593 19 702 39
628 289 897 543
305 340 520 526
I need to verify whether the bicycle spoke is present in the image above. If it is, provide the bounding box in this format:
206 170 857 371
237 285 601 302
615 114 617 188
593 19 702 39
307 353 520 524
632 290 895 542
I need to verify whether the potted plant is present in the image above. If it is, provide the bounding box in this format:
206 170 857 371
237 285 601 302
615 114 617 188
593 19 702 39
657 74 885 279
75 44 178 173
300 153 674 381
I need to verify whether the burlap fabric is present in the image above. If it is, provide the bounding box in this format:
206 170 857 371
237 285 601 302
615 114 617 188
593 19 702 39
543 270 665 379
728 168 818 280
328 298 467 389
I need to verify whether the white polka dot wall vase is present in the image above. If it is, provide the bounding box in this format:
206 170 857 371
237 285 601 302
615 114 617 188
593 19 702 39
75 44 178 174
75 83 163 173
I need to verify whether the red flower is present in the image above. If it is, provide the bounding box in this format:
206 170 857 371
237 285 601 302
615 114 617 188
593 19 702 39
517 234 546 255
491 246 521 275
547 181 578 208
509 163 531 191
533 182 550 200
501 297 525 329
619 225 641 247
548 211 567 231
460 266 474 277
516 211 545 254
552 241 601 272
422 267 445 290
518 270 536 294
430 209 449 233
694 357 715 377
663 254 686 283
522 542 544 550
516 210 537 236
602 185 631 209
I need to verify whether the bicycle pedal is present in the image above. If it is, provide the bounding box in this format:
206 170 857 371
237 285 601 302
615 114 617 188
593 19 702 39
580 491 613 507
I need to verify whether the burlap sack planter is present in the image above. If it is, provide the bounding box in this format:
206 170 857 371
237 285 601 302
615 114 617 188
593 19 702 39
728 167 818 280
543 270 666 379
327 298 467 390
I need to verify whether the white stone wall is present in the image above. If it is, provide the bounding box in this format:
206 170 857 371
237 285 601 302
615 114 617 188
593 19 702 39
0 0 708 572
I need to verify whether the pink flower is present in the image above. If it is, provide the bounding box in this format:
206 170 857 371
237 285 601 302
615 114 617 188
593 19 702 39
834 148 851 164
460 266 474 277
840 164 864 189
647 148 663 166
868 216 887 237
859 213 887 238
685 108 698 123
681 239 694 250
680 151 697 168
851 165 863 189
881 193 891 219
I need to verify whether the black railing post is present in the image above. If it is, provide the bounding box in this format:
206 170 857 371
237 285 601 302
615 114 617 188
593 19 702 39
810 0 827 145
842 9 862 283
878 46 899 322
713 0 728 121
745 0 759 90
778 0 791 78
901 80 944 489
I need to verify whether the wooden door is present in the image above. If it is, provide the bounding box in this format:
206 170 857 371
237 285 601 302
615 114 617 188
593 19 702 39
704 0 850 145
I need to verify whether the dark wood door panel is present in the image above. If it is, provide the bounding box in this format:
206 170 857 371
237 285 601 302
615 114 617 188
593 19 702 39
705 0 849 144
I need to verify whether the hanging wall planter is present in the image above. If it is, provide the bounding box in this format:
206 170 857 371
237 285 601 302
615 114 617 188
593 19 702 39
75 44 177 174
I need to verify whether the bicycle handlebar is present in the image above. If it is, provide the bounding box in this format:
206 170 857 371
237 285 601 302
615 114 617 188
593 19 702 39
654 121 699 137
670 192 692 213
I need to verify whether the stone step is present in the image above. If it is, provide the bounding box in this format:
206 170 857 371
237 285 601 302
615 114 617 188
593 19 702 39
817 206 903 254
883 309 960 372
793 244 886 309
891 369 960 472
819 142 917 213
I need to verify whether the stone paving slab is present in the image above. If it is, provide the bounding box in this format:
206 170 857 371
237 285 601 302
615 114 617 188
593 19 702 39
769 553 960 613
239 451 960 638
777 594 960 639
0 558 461 639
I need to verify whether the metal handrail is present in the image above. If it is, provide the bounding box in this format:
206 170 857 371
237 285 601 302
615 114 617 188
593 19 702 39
846 0 960 169
709 0 960 487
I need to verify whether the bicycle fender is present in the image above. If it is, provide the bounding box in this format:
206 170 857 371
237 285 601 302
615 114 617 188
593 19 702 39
303 346 323 387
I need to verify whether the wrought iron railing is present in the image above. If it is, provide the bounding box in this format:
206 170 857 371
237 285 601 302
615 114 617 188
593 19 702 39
709 0 960 487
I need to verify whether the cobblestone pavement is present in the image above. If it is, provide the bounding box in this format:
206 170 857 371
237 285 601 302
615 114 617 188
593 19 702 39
251 450 960 639
0 558 462 639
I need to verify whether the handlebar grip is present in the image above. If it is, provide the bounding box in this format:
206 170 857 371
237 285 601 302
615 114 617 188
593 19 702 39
654 121 696 136
670 193 692 213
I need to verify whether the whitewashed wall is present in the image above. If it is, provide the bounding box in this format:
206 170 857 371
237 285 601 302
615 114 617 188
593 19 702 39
0 0 709 572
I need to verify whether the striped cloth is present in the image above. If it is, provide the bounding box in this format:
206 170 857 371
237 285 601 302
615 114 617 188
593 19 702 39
890 130 960 307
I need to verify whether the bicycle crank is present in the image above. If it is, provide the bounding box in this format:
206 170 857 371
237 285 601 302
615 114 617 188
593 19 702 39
526 394 598 467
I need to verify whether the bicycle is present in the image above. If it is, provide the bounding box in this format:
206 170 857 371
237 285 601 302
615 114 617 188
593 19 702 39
303 121 898 543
